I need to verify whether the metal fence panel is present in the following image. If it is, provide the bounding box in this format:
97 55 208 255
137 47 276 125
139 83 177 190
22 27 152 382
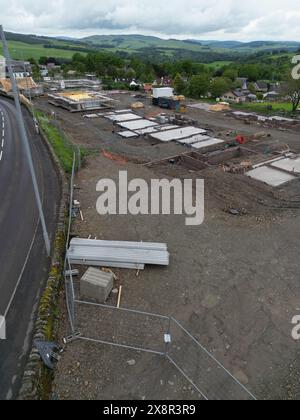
167 318 256 401
74 300 170 356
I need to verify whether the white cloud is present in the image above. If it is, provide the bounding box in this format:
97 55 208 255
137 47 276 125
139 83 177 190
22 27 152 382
0 0 299 41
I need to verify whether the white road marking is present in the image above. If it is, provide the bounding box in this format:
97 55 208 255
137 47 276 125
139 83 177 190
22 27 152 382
0 107 5 161
3 217 40 319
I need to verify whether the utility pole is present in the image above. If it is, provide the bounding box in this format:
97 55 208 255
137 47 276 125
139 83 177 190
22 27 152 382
0 25 51 256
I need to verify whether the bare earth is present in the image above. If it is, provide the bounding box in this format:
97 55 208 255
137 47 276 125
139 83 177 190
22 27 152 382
35 94 300 400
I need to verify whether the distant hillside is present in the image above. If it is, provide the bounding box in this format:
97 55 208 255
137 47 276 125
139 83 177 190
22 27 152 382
82 34 300 52
234 40 300 52
186 40 243 49
0 32 93 61
81 34 208 53
1 31 299 63
185 39 300 51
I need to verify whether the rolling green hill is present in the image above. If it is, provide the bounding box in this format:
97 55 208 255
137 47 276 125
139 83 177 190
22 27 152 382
186 39 300 52
1 32 299 63
82 34 300 53
82 34 208 52
0 40 86 61
0 32 90 61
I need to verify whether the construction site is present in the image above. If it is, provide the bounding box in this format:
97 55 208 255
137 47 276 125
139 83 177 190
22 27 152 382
32 88 300 400
47 90 114 112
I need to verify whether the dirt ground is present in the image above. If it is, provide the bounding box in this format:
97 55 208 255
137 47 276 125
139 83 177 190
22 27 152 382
35 93 300 400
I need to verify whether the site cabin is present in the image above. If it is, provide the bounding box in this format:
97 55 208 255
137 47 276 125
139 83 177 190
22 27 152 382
152 87 174 99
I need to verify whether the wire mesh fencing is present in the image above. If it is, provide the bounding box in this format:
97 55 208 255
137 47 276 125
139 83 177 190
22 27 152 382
64 155 77 336
64 259 76 335
167 318 256 401
74 300 170 356
65 294 256 400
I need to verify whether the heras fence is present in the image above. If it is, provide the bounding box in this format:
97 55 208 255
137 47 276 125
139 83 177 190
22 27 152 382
66 288 256 401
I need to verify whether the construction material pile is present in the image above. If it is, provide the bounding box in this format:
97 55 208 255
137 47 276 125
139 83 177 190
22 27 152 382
67 238 170 270
131 102 144 109
0 77 37 93
209 103 230 112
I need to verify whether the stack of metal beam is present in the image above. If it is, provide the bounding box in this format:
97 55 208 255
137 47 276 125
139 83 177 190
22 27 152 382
67 238 170 270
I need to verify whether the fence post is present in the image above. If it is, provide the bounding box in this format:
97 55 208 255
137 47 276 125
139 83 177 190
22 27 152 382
77 146 81 171
64 154 78 337
164 317 172 357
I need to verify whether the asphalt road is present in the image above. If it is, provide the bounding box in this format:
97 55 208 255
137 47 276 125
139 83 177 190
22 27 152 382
0 97 60 400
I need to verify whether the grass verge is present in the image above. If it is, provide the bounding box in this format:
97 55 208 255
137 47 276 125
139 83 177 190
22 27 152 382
232 101 298 115
35 111 87 173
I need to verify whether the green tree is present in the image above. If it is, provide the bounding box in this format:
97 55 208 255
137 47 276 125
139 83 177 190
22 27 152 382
28 58 40 80
39 56 48 65
248 82 257 94
173 73 186 94
140 72 155 83
125 68 136 80
210 77 231 98
188 75 210 98
238 64 260 82
232 79 243 89
180 60 193 76
72 53 86 64
222 68 238 81
286 73 300 112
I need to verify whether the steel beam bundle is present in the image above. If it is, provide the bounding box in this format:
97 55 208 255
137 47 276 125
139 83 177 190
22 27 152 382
67 238 170 270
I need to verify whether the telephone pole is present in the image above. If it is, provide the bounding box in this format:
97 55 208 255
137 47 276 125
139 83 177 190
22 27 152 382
0 25 51 256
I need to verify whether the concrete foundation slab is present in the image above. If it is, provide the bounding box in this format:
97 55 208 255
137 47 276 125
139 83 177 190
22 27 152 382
106 113 142 122
253 156 287 169
178 135 210 145
158 125 179 131
246 166 297 187
271 157 300 174
135 127 160 135
118 119 158 130
115 109 132 114
192 138 224 149
118 130 139 138
150 127 207 142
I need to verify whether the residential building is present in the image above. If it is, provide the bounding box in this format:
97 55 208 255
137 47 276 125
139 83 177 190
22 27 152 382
3 60 32 79
263 91 280 101
236 77 249 90
222 89 257 103
254 81 269 93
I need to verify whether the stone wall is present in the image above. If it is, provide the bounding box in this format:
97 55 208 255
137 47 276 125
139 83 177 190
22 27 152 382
18 107 69 400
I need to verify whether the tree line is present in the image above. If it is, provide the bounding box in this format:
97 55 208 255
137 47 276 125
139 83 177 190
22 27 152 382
29 49 299 107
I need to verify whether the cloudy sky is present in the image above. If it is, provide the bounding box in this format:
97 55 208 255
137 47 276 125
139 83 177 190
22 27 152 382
1 0 300 41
